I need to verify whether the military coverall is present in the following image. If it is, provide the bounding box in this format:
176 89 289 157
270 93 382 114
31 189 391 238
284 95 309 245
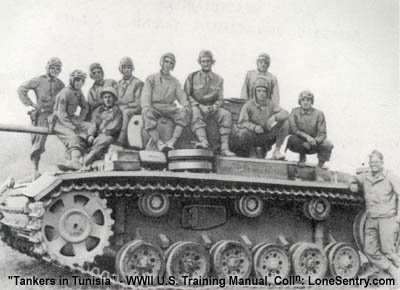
235 99 289 157
287 107 333 162
53 86 91 153
87 79 117 120
240 70 280 104
354 170 400 271
141 72 189 130
184 70 232 136
18 75 65 162
85 105 122 165
116 75 143 144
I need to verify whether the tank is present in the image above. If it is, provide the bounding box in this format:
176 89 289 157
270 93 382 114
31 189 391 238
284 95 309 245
0 99 367 287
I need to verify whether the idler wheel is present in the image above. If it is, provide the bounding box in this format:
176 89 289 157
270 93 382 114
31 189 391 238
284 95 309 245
212 240 252 279
166 241 210 285
138 192 169 217
236 195 263 218
353 211 367 251
115 240 165 282
303 197 331 221
41 191 114 267
328 243 360 278
253 243 291 281
292 242 328 282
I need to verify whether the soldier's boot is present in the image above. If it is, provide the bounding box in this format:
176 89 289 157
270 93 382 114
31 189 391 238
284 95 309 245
57 150 83 172
31 158 41 181
83 150 99 169
317 159 325 168
194 128 210 150
148 128 167 152
164 125 184 152
315 167 325 182
298 153 306 167
272 146 286 160
220 134 236 157
117 130 128 147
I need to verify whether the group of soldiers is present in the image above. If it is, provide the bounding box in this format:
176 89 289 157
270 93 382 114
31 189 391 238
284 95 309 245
18 51 333 179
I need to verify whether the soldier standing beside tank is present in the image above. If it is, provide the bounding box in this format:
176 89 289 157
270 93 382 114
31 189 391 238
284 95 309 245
240 53 279 104
287 90 333 171
18 57 65 180
86 63 117 121
352 150 400 279
116 57 143 146
141 53 190 153
235 78 288 159
184 50 235 157
85 87 122 167
52 70 91 171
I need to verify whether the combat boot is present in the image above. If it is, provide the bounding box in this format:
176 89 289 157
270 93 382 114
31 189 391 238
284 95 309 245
148 128 167 152
57 150 83 172
220 134 236 157
165 125 184 152
194 128 210 150
298 153 306 167
272 147 286 160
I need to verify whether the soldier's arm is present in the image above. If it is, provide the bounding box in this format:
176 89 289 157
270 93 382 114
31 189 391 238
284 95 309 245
184 74 199 106
271 76 280 104
237 104 256 131
56 90 76 130
176 81 189 108
79 93 89 121
140 77 153 109
240 72 250 100
315 111 327 144
272 104 289 121
129 81 143 108
17 77 40 107
215 78 224 108
87 111 99 137
105 109 123 137
289 109 312 140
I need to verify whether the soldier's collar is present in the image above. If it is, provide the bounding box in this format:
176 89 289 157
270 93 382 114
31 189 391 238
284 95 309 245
123 75 133 81
200 70 214 79
300 108 314 115
366 169 387 183
94 79 105 86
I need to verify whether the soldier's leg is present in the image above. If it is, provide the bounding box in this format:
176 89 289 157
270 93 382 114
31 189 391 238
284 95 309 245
164 106 189 150
233 127 258 157
118 107 141 146
379 217 400 267
30 113 50 179
316 139 334 168
191 106 209 149
84 135 114 166
287 135 308 166
142 107 164 151
267 119 289 160
214 108 235 157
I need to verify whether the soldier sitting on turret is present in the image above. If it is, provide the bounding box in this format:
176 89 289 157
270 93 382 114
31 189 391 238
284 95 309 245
84 87 122 167
287 90 333 170
52 70 91 171
141 53 190 153
235 78 288 159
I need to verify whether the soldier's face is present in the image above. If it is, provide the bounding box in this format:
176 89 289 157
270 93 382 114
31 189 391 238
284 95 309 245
300 97 312 110
369 156 383 174
200 57 212 72
121 65 133 77
91 68 104 82
255 87 268 102
73 78 85 90
103 93 116 108
257 59 269 72
49 66 61 78
162 57 174 73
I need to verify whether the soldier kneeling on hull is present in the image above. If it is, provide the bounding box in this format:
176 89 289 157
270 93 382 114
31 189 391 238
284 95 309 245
235 78 288 159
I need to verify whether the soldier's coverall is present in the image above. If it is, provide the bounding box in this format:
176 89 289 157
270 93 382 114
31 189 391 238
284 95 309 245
87 79 117 120
116 75 143 144
18 75 65 162
53 86 91 153
354 170 400 271
184 70 232 136
85 105 122 165
236 99 289 156
287 107 333 162
141 72 189 131
240 70 280 104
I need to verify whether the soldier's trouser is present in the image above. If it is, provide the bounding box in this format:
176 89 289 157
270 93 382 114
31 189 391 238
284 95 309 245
119 106 141 136
191 106 232 135
364 216 400 271
86 135 114 163
30 111 51 162
143 105 189 130
53 118 92 153
286 135 333 162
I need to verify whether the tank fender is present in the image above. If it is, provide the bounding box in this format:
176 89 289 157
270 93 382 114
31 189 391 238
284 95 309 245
21 174 63 201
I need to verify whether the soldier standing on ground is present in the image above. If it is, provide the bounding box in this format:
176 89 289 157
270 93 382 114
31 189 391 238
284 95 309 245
18 57 65 180
184 50 235 157
141 53 190 153
240 53 280 104
52 70 91 171
116 57 143 146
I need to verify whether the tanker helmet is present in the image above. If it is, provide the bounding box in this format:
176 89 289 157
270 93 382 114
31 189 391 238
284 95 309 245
89 62 104 79
101 86 118 99
69 70 87 86
197 50 215 64
159 52 176 69
46 57 62 73
298 90 314 105
119 57 134 73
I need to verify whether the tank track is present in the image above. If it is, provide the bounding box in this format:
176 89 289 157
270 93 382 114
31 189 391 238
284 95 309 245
1 179 363 289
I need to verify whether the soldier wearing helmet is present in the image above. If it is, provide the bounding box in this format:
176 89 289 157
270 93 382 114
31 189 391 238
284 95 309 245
184 50 235 156
87 62 117 121
17 57 65 180
116 57 143 146
84 87 122 167
234 78 288 159
52 70 91 171
240 53 280 104
141 53 190 152
287 90 333 173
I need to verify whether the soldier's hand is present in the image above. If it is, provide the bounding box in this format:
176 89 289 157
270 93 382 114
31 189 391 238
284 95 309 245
266 116 277 130
87 135 95 145
31 104 40 110
254 125 264 134
212 104 219 112
199 104 210 114
306 136 317 146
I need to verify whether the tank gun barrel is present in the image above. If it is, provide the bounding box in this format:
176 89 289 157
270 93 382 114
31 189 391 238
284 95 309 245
0 123 53 135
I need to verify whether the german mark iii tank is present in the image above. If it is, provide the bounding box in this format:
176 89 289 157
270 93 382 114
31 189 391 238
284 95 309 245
0 99 366 286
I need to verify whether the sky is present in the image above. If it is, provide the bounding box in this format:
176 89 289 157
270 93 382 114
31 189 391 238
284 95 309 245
0 0 398 176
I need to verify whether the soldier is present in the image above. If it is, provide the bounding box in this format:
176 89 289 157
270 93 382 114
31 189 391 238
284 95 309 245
236 78 288 159
352 150 400 279
85 87 122 167
116 57 143 146
18 57 65 180
184 50 236 156
52 70 91 171
141 53 190 152
287 90 333 169
240 53 279 104
86 63 117 121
